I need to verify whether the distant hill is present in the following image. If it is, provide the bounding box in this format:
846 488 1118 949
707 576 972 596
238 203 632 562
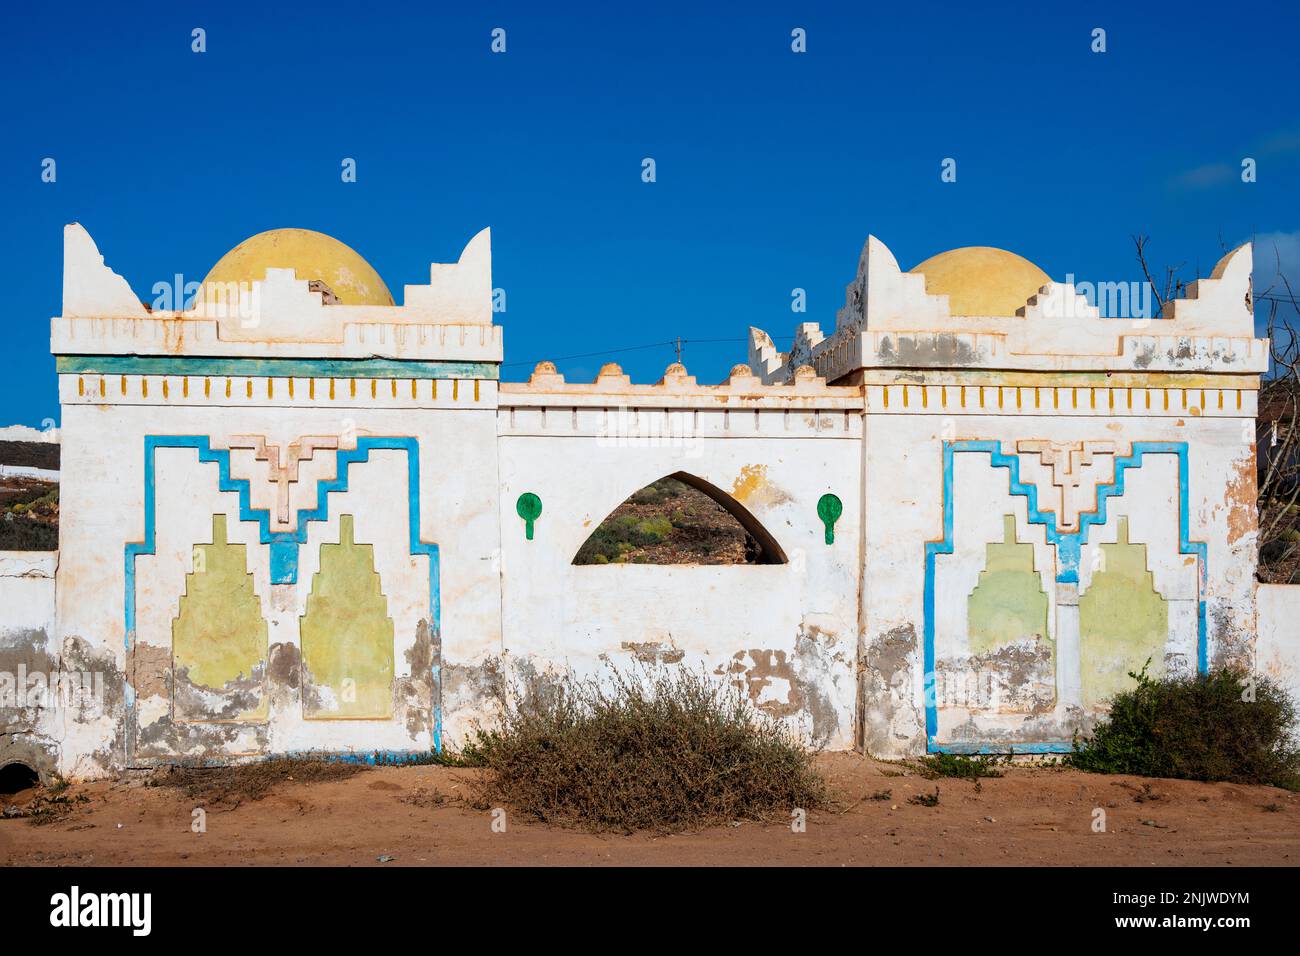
574 478 757 565
0 477 58 550
0 440 59 471
0 429 59 550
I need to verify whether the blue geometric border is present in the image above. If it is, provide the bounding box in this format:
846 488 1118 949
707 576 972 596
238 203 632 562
923 439 1208 754
123 434 442 754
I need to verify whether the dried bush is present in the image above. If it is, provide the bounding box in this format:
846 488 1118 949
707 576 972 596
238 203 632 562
151 757 368 808
458 666 827 832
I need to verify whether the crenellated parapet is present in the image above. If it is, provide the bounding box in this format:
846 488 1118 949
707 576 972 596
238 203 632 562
504 359 855 405
500 360 861 440
52 224 502 368
748 236 1268 385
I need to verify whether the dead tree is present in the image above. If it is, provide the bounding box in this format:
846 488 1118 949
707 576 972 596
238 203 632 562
1133 236 1299 583
1256 257 1300 583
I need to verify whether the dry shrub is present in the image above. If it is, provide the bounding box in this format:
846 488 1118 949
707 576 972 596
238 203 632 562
151 757 367 808
1 790 89 826
459 666 827 832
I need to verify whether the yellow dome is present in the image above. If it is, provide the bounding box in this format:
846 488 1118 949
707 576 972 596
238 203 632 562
200 228 393 306
909 246 1050 316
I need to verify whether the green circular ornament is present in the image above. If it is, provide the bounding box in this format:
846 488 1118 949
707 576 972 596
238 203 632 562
817 493 843 545
516 492 542 540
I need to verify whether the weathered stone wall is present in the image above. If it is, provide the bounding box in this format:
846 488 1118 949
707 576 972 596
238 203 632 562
0 552 61 780
753 239 1267 757
26 224 1271 774
495 375 863 750
55 389 502 776
859 392 1258 757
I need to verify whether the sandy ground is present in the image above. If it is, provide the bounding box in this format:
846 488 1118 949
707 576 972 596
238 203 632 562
2 753 1297 866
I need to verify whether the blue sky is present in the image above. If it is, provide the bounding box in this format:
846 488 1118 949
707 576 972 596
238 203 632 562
3 0 1297 426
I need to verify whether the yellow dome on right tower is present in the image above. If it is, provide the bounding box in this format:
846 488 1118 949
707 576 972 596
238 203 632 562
909 246 1050 316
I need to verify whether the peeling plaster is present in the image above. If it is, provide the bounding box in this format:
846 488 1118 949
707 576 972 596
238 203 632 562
859 624 923 758
620 641 686 664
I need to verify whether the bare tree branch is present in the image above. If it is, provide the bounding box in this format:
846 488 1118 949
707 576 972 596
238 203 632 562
1138 232 1300 583
1133 234 1166 318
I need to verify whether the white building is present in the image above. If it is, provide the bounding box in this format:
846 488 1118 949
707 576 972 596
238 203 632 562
1 223 1294 779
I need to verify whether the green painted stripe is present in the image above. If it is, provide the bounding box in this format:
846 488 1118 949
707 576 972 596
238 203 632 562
56 355 499 380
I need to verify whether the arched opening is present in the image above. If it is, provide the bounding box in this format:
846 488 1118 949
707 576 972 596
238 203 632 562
573 472 787 565
0 761 40 795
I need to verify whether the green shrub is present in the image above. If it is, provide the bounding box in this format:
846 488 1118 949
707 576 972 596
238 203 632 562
916 753 1004 780
459 666 827 832
629 478 685 506
631 516 672 545
1070 665 1300 790
573 514 676 562
0 515 58 550
572 526 622 563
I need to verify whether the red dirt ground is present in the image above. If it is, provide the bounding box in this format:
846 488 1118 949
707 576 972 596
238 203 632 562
2 753 1296 866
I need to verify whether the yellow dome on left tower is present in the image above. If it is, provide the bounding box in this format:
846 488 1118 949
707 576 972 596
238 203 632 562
200 228 394 306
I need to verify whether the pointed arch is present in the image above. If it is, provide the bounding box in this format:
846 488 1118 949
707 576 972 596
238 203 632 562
572 471 788 565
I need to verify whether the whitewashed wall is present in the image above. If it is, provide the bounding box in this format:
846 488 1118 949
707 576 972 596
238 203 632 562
33 226 1273 773
496 404 864 750
55 386 502 774
0 551 60 779
860 397 1258 757
1257 584 1300 722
